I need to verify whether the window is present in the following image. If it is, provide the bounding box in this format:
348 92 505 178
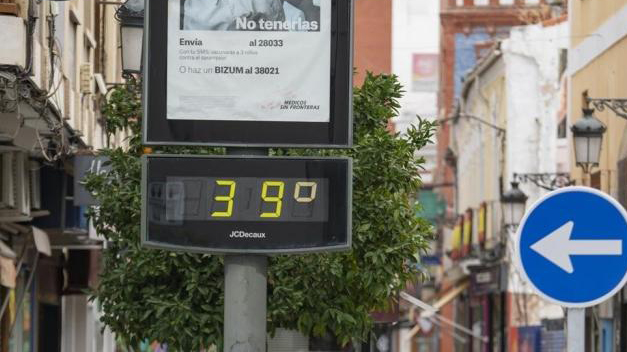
499 0 515 5
557 116 567 139
53 2 65 52
83 41 91 65
474 0 489 5
591 171 601 190
558 48 568 79
619 158 627 208
68 21 78 89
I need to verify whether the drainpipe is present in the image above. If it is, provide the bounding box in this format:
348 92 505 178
24 0 38 76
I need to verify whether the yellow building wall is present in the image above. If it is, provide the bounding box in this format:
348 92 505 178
458 79 505 205
454 67 506 248
571 35 627 194
571 0 627 47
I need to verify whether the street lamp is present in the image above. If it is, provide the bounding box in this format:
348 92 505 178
570 108 606 174
501 182 528 228
115 0 144 75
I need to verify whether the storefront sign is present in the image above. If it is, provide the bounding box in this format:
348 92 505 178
451 216 462 259
412 53 438 92
144 0 353 147
463 209 473 255
141 154 352 253
74 155 110 206
478 202 487 246
470 264 507 296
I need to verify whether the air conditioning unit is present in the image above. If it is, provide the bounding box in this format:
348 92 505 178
0 16 26 67
13 125 39 151
0 112 23 143
80 63 93 94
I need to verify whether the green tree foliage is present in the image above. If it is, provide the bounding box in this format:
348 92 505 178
86 73 436 351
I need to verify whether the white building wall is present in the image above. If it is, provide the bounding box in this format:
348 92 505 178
391 0 439 184
62 295 114 352
453 21 571 326
502 22 570 203
501 22 570 324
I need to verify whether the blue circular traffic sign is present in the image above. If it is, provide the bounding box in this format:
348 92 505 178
516 186 627 307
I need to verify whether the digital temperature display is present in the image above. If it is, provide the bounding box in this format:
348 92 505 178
141 155 351 254
150 177 328 223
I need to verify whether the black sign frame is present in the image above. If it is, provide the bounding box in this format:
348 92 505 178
141 154 352 254
142 0 354 148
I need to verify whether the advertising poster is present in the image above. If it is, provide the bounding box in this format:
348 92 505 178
166 0 331 122
412 53 438 92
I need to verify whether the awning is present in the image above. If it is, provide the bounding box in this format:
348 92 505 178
32 227 51 256
402 280 486 343
0 240 16 289
0 256 16 289
0 227 43 324
426 280 470 315
400 280 469 319
0 240 16 259
46 227 103 250
399 291 437 314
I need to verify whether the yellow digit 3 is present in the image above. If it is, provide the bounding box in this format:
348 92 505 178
260 181 285 218
211 180 236 217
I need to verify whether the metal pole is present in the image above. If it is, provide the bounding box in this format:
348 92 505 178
567 308 585 352
224 255 268 352
224 147 268 352
10 253 40 335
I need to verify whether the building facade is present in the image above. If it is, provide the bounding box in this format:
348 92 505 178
569 0 627 350
391 0 439 183
353 0 392 86
0 0 125 350
420 13 570 351
434 0 532 226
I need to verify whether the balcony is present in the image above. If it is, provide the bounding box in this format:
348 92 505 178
0 0 19 17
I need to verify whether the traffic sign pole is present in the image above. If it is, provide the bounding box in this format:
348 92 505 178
223 148 268 352
567 308 585 352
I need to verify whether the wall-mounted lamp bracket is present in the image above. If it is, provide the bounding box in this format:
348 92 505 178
584 90 627 120
513 173 574 191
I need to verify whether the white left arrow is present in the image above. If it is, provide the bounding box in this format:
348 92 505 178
530 221 622 274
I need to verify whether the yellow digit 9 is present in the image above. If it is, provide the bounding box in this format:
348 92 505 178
211 180 236 217
260 181 284 218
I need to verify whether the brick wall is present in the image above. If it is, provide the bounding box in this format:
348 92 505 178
353 0 392 86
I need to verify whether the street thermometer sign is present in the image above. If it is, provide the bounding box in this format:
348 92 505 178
516 186 627 308
141 154 352 253
140 0 354 349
